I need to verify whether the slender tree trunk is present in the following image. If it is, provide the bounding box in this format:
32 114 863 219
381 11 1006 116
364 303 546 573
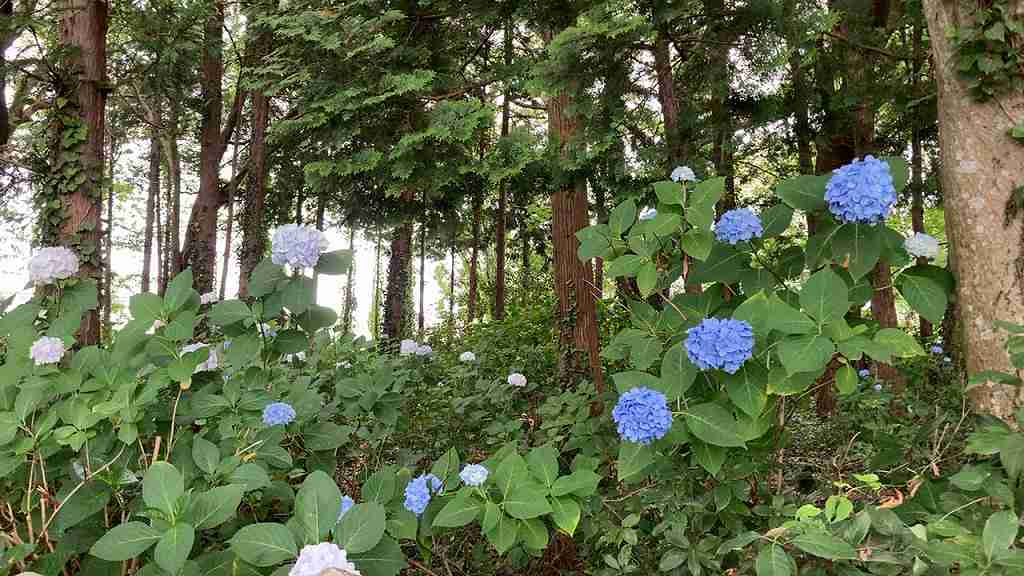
494 23 512 321
104 135 114 333
56 0 107 345
910 18 932 339
467 191 482 322
923 0 1024 422
449 239 455 323
219 140 238 300
342 227 356 333
520 227 529 307
160 105 182 285
142 129 160 293
653 23 684 168
155 159 164 293
382 189 415 342
547 47 605 392
418 219 426 336
312 193 325 301
370 228 382 337
239 89 270 296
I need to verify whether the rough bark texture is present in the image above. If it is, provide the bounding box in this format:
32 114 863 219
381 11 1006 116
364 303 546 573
467 191 482 322
548 85 605 393
924 0 1024 422
142 130 160 293
382 189 415 342
160 104 182 288
238 87 270 297
0 0 14 146
653 24 684 168
57 0 107 345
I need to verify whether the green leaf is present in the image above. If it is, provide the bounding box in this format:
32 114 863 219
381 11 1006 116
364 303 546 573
756 544 794 576
296 470 342 543
800 267 849 325
143 462 184 517
654 180 683 205
224 333 261 367
430 447 461 489
282 276 315 315
164 270 195 314
362 468 397 504
316 249 353 275
605 254 646 278
208 300 251 327
155 522 195 575
687 177 725 229
617 442 653 482
685 403 746 447
610 200 637 236
882 156 909 193
831 224 881 280
647 212 682 237
612 370 661 394
873 328 925 358
681 228 714 261
520 517 549 550
482 501 501 533
336 502 387 554
982 510 1018 561
192 436 220 476
130 293 164 323
433 492 481 528
550 469 601 498
637 262 659 297
527 445 560 488
304 422 351 451
688 243 750 284
1000 434 1024 480
660 345 698 400
724 364 768 417
503 486 552 519
297 304 338 334
484 513 519 554
229 523 297 567
835 365 858 395
777 334 835 376
761 204 794 238
350 536 407 576
188 485 244 530
493 452 529 501
248 259 286 299
897 274 948 325
549 497 581 535
791 530 858 560
763 294 817 334
90 521 162 561
775 174 828 212
228 463 271 491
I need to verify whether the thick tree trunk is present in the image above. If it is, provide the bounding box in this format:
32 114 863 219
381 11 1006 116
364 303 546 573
467 191 482 322
383 189 415 342
924 0 1024 422
219 141 238 300
142 129 160 293
548 82 605 393
56 0 107 345
238 88 270 297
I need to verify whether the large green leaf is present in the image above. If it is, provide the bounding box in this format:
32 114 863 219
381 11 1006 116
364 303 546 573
130 293 164 323
303 422 351 451
549 497 581 535
654 180 683 205
831 223 881 280
755 544 794 576
484 513 519 554
724 364 768 418
761 204 794 237
90 522 162 561
336 503 387 554
688 244 750 284
155 522 195 575
503 486 552 519
550 469 601 498
617 442 653 482
982 510 1018 562
897 274 948 324
164 270 195 314
432 492 481 528
142 462 184 518
684 403 746 447
317 249 353 275
800 268 849 325
681 229 714 261
229 523 297 567
208 300 251 327
687 177 725 229
350 536 407 576
248 259 286 299
188 485 244 530
777 334 835 376
791 530 858 560
609 200 637 236
775 174 828 211
526 445 559 488
295 470 342 542
281 276 315 315
881 156 909 193
660 345 698 400
874 328 925 358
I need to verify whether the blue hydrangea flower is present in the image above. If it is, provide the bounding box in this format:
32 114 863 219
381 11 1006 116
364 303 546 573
337 495 355 522
930 345 943 354
262 402 296 426
858 368 870 378
824 155 896 223
403 473 443 516
612 387 672 444
459 464 489 487
271 224 328 268
684 318 754 373
714 208 763 244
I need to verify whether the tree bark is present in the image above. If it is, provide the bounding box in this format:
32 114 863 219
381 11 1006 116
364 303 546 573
56 0 107 345
103 134 114 333
418 218 426 336
312 192 325 301
160 104 182 287
382 189 414 342
548 76 605 393
910 17 933 339
238 88 270 297
467 190 482 322
653 23 684 169
219 140 237 300
494 23 513 321
342 227 356 334
142 129 160 293
923 0 1024 422
449 239 456 323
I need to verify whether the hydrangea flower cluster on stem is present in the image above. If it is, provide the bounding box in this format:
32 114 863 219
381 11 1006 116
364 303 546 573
288 542 361 576
671 166 697 182
714 208 763 244
684 318 754 373
403 473 443 516
459 464 488 486
507 373 527 387
904 233 939 259
262 402 296 426
399 339 418 356
271 224 328 268
824 155 896 223
28 247 79 285
612 387 672 444
30 336 65 366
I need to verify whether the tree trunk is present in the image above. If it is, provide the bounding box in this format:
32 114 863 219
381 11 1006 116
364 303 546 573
219 140 238 300
142 129 160 293
653 23 684 169
155 157 164 293
104 134 114 333
181 0 226 293
494 23 512 321
467 190 482 322
160 105 182 286
382 189 414 342
418 219 426 336
910 17 933 339
342 227 356 334
449 239 455 323
923 0 1024 422
370 229 382 337
548 76 605 393
312 193 326 301
56 0 107 345
520 226 530 307
238 88 270 297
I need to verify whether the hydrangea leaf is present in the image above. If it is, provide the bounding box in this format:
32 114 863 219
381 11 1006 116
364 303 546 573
362 467 398 504
831 223 882 281
609 200 637 236
484 513 519 554
617 443 653 483
335 502 386 554
684 403 746 447
521 518 549 550
296 470 342 543
775 174 828 212
681 228 714 261
549 497 581 535
228 523 297 567
527 445 559 488
724 364 768 418
692 441 727 476
897 274 948 324
755 544 794 576
142 462 184 518
349 536 407 576
654 180 683 205
660 345 698 400
800 267 849 325
187 485 244 530
761 204 794 238
432 492 481 528
777 334 835 376
154 522 195 575
503 486 552 519
89 521 162 561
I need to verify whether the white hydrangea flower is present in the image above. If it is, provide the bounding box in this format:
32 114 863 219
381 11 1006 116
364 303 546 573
28 247 79 285
904 232 939 259
459 351 476 363
415 344 433 357
200 291 218 305
639 207 657 221
399 339 418 356
670 165 697 182
289 543 361 576
508 373 527 387
181 343 219 373
271 224 329 268
30 336 65 365
145 319 166 335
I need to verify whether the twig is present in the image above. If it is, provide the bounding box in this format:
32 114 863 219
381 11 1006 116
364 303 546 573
166 388 183 460
37 445 127 538
407 558 443 576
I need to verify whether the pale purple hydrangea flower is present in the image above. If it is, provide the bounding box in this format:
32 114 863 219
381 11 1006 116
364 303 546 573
459 464 488 486
508 373 527 387
30 336 65 366
904 233 939 259
262 402 296 426
403 473 443 516
288 542 361 576
714 208 763 244
671 166 697 182
28 247 79 285
271 224 329 268
399 339 418 356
